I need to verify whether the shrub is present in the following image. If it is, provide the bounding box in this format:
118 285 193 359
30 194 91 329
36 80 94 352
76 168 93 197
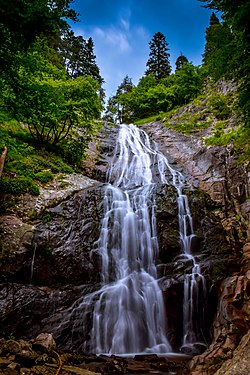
208 94 232 120
0 177 39 196
35 171 54 183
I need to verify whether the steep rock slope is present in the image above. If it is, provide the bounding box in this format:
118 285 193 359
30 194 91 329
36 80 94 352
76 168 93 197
138 120 250 374
0 118 249 374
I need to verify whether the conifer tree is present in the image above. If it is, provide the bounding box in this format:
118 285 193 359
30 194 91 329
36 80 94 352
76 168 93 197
145 32 171 80
116 75 134 96
209 11 220 25
84 38 103 85
175 54 188 71
200 0 250 121
202 12 234 79
59 32 103 84
115 75 134 123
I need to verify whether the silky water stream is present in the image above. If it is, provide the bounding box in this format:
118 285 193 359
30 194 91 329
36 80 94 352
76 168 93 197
54 124 207 355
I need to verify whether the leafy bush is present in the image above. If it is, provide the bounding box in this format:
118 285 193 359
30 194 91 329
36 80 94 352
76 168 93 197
208 93 232 120
34 171 54 183
0 177 39 196
59 134 91 167
42 213 52 224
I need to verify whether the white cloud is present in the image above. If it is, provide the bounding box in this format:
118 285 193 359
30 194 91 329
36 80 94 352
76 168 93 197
93 26 131 53
72 21 150 100
135 26 149 40
120 17 130 31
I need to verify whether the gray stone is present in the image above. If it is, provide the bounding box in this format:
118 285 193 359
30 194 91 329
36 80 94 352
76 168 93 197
33 333 56 352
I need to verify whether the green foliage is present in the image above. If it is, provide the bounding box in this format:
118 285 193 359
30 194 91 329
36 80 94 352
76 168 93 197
0 0 105 200
0 1 104 154
0 177 39 196
0 0 78 45
172 63 202 105
29 183 40 196
205 123 250 163
110 63 202 123
59 133 91 166
206 123 249 147
58 31 103 84
175 54 189 71
0 111 81 197
34 171 54 183
203 19 236 81
200 0 250 123
113 75 134 123
40 244 53 256
208 93 232 119
2 45 102 147
42 213 52 224
145 32 171 79
164 110 212 135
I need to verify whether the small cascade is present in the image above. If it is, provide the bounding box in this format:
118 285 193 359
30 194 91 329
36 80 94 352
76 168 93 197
30 243 37 284
53 124 207 354
177 189 207 352
154 138 207 351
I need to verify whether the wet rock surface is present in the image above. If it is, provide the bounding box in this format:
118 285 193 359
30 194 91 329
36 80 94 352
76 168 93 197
139 122 249 225
0 336 191 374
0 122 249 373
139 121 250 373
214 329 250 375
81 123 119 182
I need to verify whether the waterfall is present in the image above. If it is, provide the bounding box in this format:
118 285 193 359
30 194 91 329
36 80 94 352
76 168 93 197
30 243 37 284
176 182 207 352
53 123 206 354
88 124 173 354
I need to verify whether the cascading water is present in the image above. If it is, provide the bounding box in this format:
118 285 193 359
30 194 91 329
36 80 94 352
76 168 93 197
53 123 206 354
176 181 207 351
88 124 173 354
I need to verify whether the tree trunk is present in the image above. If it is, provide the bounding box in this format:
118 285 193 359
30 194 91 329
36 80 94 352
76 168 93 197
0 147 7 179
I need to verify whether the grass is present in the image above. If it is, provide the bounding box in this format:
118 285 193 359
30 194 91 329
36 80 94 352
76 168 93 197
134 90 249 164
135 103 213 135
205 124 250 163
0 110 76 196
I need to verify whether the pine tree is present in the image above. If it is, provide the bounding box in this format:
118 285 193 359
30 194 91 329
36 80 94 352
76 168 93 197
209 12 220 25
59 32 103 84
145 32 171 80
116 75 134 96
84 38 103 85
175 54 188 71
202 12 234 79
115 75 134 123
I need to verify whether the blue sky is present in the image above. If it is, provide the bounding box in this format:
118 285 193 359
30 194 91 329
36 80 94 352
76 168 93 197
71 0 214 99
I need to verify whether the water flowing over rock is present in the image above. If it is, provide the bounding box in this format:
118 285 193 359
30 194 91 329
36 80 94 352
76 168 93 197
0 121 249 374
49 124 202 355
138 121 250 373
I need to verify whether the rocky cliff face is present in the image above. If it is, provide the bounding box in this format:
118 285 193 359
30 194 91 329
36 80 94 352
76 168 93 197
0 121 249 374
138 121 250 374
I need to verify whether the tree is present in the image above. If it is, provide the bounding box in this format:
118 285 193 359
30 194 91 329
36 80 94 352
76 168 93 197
0 0 78 54
126 76 158 120
175 54 189 71
0 0 78 79
114 75 134 123
59 32 103 82
145 32 171 80
209 11 220 25
199 0 250 122
3 47 102 146
202 13 236 80
104 96 117 123
84 38 103 84
173 63 202 105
